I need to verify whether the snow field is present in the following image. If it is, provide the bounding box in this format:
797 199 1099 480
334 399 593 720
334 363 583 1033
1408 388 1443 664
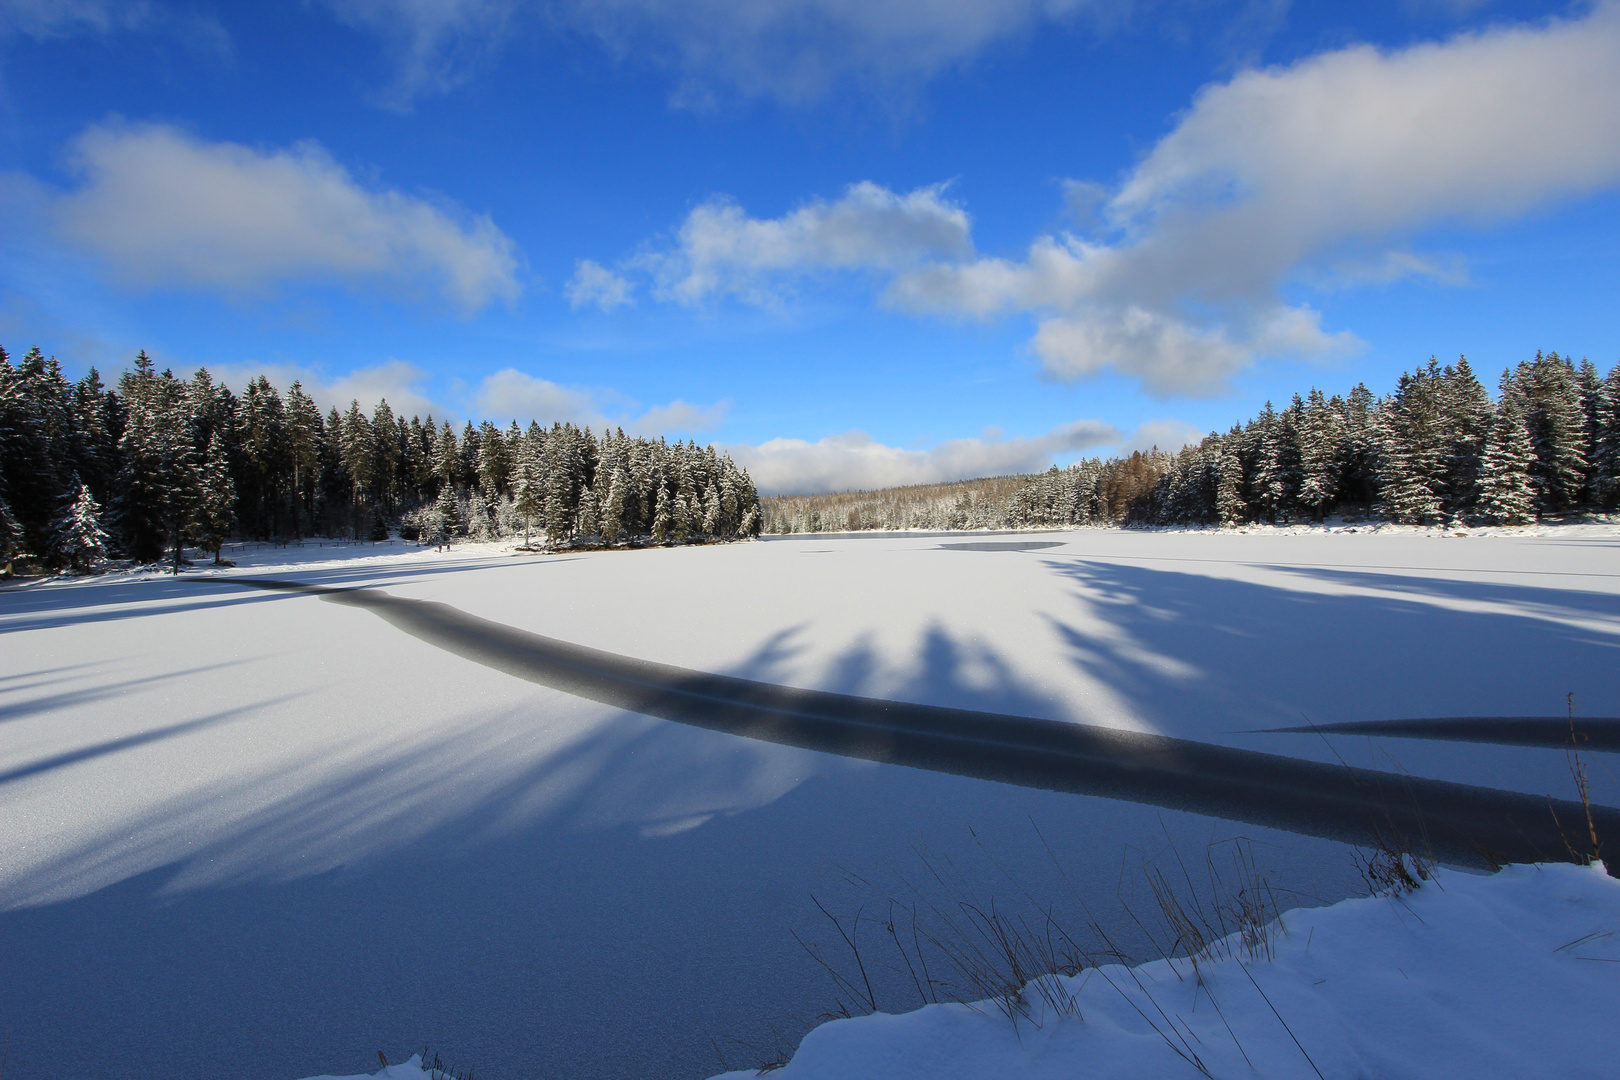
1 525 1617 1079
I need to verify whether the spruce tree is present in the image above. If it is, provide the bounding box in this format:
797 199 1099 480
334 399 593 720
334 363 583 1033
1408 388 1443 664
194 435 237 564
1298 388 1344 521
1438 356 1493 518
432 483 460 547
0 495 24 575
285 381 322 536
48 482 109 573
1216 445 1246 526
652 481 671 544
1517 351 1589 515
1478 391 1537 525
1591 361 1620 508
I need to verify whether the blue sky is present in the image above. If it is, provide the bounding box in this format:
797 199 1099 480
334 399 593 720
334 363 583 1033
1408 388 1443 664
2 0 1618 492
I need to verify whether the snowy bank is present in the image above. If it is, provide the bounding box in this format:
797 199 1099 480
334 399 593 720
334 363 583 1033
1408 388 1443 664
701 862 1620 1080
297 862 1619 1080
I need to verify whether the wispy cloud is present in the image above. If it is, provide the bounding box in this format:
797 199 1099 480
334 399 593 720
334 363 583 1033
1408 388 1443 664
0 0 232 57
314 0 1099 108
321 0 520 110
50 122 520 313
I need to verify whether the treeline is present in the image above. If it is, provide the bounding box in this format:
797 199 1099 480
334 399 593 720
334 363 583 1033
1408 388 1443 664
764 351 1620 533
0 345 761 574
760 475 1033 534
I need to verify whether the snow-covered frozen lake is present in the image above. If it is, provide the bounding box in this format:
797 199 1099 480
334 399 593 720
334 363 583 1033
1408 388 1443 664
3 526 1617 1079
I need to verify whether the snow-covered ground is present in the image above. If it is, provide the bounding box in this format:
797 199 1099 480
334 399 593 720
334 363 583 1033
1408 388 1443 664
2 526 1617 1079
313 862 1620 1080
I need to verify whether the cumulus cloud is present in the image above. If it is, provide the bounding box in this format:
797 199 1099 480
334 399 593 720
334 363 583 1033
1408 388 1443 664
601 181 971 306
629 398 730 436
725 419 1120 495
473 368 728 435
565 259 635 310
888 3 1620 393
51 123 520 312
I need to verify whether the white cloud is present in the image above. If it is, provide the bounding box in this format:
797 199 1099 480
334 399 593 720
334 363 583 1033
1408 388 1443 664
473 368 728 435
565 259 635 310
473 368 609 427
621 181 971 305
1120 418 1205 455
207 360 447 423
888 3 1620 394
725 419 1120 495
51 123 520 313
628 399 730 436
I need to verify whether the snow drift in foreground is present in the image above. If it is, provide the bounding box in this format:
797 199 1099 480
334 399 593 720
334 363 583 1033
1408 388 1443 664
302 861 1619 1080
714 862 1618 1080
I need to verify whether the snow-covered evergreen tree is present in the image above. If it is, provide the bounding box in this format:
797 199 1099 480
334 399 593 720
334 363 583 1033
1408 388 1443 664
0 495 20 575
1216 445 1246 526
1297 389 1344 521
193 435 237 564
1438 356 1493 518
1517 352 1589 515
1376 363 1447 524
1478 390 1537 525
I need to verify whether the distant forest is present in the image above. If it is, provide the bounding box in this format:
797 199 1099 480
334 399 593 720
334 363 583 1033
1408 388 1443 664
0 346 761 574
5 345 1618 575
762 351 1620 533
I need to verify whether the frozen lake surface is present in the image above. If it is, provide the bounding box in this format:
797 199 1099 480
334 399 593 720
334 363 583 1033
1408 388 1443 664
2 525 1617 1079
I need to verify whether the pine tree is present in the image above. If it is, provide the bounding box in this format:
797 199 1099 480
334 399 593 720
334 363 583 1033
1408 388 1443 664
1376 363 1447 524
0 496 20 576
652 480 671 544
1438 356 1493 518
1592 361 1620 508
193 435 237 564
285 381 322 536
601 463 628 545
576 484 601 541
1216 444 1246 526
371 400 400 516
1297 388 1344 521
1478 391 1537 525
512 436 542 549
432 483 460 548
116 352 201 569
1517 351 1589 515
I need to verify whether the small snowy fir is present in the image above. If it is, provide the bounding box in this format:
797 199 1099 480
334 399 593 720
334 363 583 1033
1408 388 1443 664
48 483 109 573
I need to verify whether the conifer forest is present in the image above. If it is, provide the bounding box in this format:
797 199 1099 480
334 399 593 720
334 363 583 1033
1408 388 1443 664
762 352 1620 534
4 345 1619 575
0 345 763 574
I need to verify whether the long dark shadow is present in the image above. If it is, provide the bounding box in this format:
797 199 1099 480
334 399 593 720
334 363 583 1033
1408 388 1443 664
201 578 1619 872
1260 717 1620 751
